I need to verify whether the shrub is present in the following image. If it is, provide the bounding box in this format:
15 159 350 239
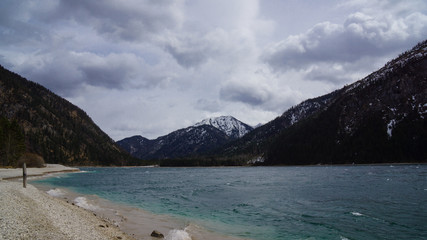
17 153 45 168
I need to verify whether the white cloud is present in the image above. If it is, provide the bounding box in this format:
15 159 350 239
266 11 427 68
263 9 427 85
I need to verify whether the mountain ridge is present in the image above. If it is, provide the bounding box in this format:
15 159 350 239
117 116 252 160
194 116 254 138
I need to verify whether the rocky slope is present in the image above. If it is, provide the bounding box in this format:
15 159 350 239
0 65 136 166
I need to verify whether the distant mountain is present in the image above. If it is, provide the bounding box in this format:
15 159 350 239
117 125 230 160
194 116 253 138
219 40 427 165
0 65 137 166
117 116 252 160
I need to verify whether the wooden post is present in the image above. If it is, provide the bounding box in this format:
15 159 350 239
23 163 27 188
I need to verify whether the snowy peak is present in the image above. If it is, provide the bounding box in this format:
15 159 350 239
194 116 253 138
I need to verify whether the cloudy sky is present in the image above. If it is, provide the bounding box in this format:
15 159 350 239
1 0 426 140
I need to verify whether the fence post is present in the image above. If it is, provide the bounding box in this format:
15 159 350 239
23 163 27 188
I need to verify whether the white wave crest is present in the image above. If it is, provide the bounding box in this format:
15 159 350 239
73 197 99 211
351 212 363 216
165 229 192 240
46 188 65 197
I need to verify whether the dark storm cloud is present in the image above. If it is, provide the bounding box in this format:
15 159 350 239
165 45 209 69
45 0 184 42
15 51 172 97
220 81 272 106
0 0 183 97
0 1 51 46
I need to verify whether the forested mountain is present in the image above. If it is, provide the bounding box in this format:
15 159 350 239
218 91 340 160
0 65 137 166
219 40 426 165
117 116 252 160
264 40 426 165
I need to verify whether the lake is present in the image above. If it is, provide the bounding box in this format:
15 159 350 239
35 165 427 240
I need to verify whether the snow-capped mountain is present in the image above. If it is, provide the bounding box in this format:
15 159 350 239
194 116 253 138
117 116 253 160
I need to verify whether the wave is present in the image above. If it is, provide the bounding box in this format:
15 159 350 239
73 196 100 211
351 212 363 216
165 228 192 240
46 188 65 197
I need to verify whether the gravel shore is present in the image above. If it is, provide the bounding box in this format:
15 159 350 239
0 164 79 180
0 165 134 240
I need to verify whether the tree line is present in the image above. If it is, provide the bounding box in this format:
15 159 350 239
0 117 25 167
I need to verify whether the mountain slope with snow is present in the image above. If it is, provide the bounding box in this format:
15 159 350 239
117 116 253 160
265 40 427 164
194 116 253 138
217 40 426 165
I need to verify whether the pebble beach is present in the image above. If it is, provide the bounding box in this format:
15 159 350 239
0 165 134 240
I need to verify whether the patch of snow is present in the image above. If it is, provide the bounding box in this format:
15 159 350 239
344 125 352 134
387 119 396 137
290 114 297 125
247 156 264 164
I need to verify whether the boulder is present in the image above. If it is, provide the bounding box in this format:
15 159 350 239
151 230 164 238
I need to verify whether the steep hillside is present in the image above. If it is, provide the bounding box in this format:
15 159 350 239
265 40 427 164
0 65 137 166
215 40 426 165
218 91 339 158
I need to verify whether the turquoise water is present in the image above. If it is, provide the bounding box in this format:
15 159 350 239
36 165 427 240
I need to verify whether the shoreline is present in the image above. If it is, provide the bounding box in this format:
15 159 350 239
33 177 250 240
1 165 249 240
0 164 79 181
0 164 134 239
0 180 134 240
